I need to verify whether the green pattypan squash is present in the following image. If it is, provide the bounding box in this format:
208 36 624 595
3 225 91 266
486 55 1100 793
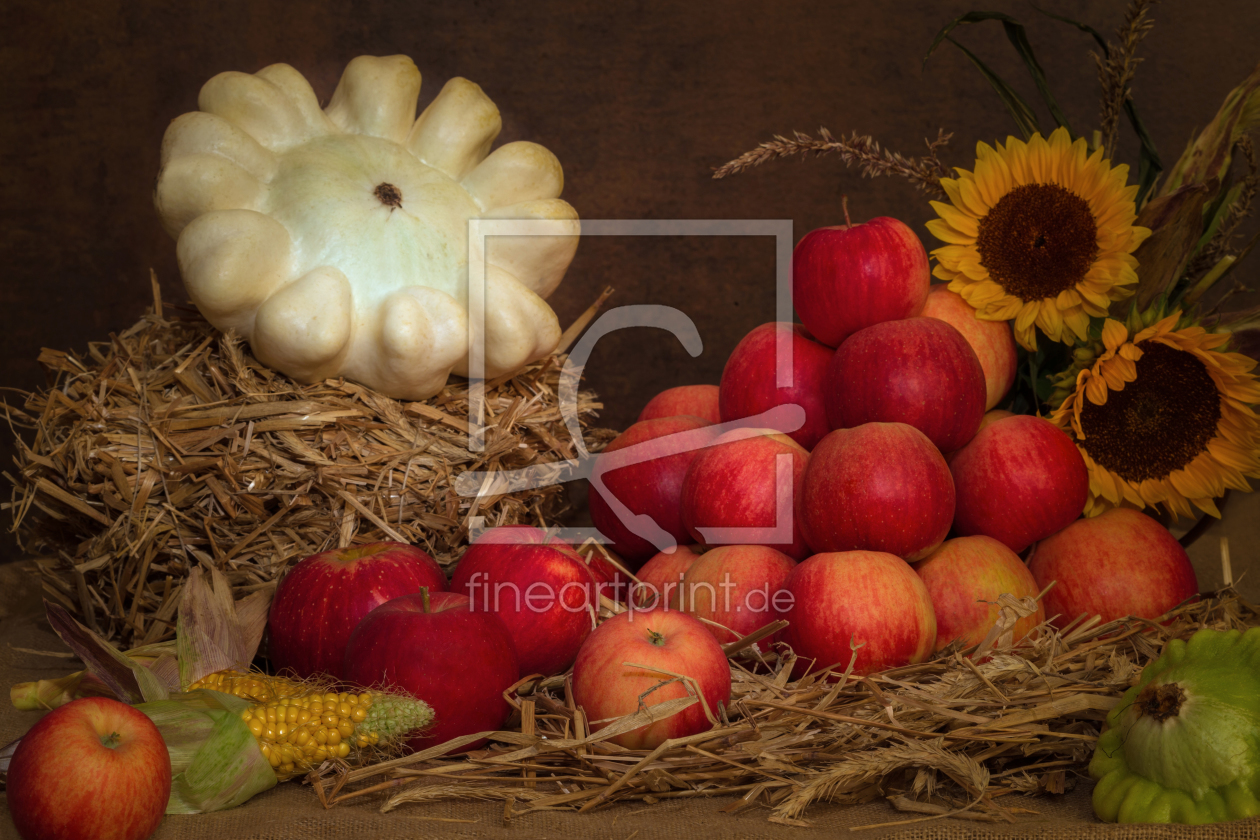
1089 626 1260 824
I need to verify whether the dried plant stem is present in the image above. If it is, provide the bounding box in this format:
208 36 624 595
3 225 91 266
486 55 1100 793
713 128 953 197
1097 0 1158 157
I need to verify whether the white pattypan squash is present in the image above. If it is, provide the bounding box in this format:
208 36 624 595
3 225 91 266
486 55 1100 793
155 56 579 399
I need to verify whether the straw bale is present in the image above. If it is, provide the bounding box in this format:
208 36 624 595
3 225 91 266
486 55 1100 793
2 295 614 647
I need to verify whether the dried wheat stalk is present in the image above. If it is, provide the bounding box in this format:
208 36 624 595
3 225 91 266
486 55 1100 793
713 128 953 197
1 291 614 647
1096 0 1158 157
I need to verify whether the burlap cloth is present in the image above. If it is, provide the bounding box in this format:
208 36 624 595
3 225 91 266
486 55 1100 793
3 494 1260 839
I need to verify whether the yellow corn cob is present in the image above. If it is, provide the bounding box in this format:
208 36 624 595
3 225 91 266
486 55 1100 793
187 670 308 704
188 670 433 780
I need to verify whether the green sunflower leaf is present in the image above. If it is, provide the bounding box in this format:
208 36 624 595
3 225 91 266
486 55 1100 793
1124 99 1164 207
1031 6 1108 52
925 11 1072 135
943 36 1040 140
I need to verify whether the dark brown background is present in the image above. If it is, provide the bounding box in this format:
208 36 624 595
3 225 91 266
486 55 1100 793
4 0 1260 584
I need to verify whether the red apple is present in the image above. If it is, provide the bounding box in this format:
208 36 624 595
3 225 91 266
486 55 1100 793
572 608 731 749
799 423 954 561
915 536 1045 651
268 542 447 680
680 428 811 558
578 546 635 606
978 409 1014 433
670 544 796 649
345 590 519 751
921 286 1018 411
824 317 986 453
638 384 721 424
1027 509 1199 629
781 551 936 676
588 415 718 565
718 322 833 450
791 216 930 347
7 697 171 840
451 526 604 676
950 415 1089 553
633 545 706 608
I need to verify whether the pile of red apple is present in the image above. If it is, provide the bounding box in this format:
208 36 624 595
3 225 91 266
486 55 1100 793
586 213 1200 686
248 213 1201 759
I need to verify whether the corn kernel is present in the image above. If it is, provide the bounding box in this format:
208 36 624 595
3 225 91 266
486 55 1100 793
336 741 351 759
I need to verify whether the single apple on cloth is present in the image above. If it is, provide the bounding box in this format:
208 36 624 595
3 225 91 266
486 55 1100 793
6 697 171 840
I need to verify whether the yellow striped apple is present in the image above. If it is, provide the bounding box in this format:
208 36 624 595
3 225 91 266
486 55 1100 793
781 550 936 676
799 423 955 561
1027 508 1198 628
914 535 1045 651
921 285 1018 411
572 608 730 749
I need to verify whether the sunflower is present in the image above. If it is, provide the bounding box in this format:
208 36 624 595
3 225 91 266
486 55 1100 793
1049 312 1260 519
926 127 1151 351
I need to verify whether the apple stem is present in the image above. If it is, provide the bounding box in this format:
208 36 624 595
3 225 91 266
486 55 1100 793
101 731 122 749
841 195 852 229
648 629 666 646
419 586 430 613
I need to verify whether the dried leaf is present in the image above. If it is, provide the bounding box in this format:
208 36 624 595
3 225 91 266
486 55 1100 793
44 600 170 703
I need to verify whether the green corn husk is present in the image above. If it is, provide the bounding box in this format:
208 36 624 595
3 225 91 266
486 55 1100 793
10 639 179 711
139 690 279 814
1163 62 1260 196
